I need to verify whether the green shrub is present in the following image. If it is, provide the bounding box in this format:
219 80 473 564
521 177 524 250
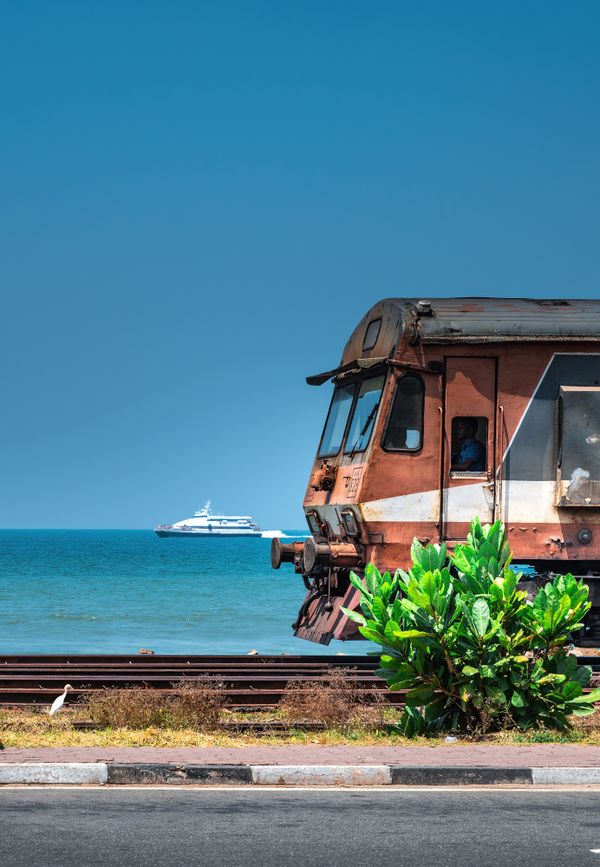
343 518 600 736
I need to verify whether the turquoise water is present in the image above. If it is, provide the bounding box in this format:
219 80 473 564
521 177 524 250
0 531 364 655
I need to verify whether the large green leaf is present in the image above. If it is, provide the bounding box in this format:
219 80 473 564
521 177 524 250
364 562 380 596
404 686 436 706
484 684 506 704
471 598 490 637
510 689 525 708
383 620 401 642
574 688 600 703
378 653 406 668
411 539 447 572
558 681 583 701
571 706 597 717
393 629 431 640
348 570 370 599
340 607 366 626
358 626 386 644
371 596 387 625
573 665 593 686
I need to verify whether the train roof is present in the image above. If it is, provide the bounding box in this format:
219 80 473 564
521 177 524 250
348 296 600 357
307 297 600 385
390 297 600 343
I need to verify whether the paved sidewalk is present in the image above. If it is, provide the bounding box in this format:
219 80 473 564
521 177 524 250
0 744 598 766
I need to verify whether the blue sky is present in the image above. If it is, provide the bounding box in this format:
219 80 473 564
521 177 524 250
1 1 599 528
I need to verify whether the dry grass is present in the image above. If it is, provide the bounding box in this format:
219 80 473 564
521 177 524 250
82 688 165 729
280 667 387 731
0 692 598 749
0 707 403 748
571 709 600 736
82 679 225 730
0 708 75 737
1 709 600 748
165 679 224 729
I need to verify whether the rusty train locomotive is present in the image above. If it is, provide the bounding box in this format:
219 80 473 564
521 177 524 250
272 297 600 645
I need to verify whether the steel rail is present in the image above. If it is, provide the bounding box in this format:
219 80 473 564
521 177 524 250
0 654 597 711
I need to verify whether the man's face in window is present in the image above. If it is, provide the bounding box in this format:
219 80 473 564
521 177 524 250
456 420 476 441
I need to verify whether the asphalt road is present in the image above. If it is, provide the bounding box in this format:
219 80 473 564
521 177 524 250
1 787 600 866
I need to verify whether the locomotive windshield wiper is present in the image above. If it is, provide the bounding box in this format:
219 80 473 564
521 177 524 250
347 401 380 458
306 357 388 386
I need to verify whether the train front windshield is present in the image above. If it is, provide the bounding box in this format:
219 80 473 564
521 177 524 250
318 374 385 458
319 383 355 457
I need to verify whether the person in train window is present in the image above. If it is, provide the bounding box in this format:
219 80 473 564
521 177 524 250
452 417 486 472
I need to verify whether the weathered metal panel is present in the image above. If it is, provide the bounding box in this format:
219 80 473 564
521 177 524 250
339 299 600 369
416 298 600 342
442 357 497 530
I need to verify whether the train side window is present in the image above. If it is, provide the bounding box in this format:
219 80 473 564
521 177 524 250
558 386 600 506
382 375 424 451
318 383 356 457
451 417 487 473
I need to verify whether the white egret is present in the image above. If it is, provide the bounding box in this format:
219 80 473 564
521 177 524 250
48 684 73 716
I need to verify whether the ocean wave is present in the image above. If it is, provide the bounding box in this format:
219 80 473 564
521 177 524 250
261 530 310 539
50 612 99 621
48 610 207 624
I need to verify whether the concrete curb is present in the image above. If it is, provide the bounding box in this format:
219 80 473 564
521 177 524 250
250 765 392 786
0 763 109 785
390 766 533 786
531 767 600 785
107 764 252 785
1 763 599 786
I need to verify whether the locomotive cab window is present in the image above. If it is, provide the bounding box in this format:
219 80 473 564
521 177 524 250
382 375 424 451
344 374 385 454
451 417 487 474
318 383 355 458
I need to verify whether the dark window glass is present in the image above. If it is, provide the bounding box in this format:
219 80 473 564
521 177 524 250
558 386 600 506
451 417 487 473
341 510 359 535
306 511 321 535
383 375 424 451
362 318 381 351
344 375 385 454
318 383 355 457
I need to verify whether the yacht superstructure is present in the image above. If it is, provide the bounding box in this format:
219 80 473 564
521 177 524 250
154 502 262 537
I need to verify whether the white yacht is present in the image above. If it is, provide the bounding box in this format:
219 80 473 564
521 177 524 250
154 501 262 537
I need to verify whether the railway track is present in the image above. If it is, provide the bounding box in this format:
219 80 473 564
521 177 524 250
0 654 392 710
0 653 598 710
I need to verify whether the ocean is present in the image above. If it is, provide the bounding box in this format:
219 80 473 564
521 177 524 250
0 531 365 655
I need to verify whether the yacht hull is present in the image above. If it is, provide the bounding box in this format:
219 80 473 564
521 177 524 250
155 527 262 538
